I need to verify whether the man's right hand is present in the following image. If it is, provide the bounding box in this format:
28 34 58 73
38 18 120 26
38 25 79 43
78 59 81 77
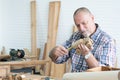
49 45 68 62
53 45 68 57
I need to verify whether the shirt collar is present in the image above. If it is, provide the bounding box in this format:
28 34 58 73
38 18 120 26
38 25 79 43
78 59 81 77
91 23 101 43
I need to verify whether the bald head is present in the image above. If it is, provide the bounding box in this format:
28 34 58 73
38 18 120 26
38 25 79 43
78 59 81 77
73 7 92 17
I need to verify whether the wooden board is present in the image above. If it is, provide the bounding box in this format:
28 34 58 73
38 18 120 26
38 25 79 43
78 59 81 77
46 1 61 59
31 0 37 56
0 60 49 67
35 48 41 72
0 55 10 60
46 1 66 78
43 43 47 60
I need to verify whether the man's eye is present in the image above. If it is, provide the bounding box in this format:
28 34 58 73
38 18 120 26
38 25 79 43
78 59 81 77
82 21 88 25
82 22 86 25
76 24 80 27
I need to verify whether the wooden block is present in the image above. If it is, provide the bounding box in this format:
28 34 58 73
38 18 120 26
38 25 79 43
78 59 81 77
0 66 10 77
86 66 120 72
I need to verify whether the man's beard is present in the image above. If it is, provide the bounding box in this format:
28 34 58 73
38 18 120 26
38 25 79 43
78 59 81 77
82 31 91 38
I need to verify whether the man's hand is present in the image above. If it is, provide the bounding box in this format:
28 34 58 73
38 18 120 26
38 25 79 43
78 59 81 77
77 43 93 56
53 45 68 57
49 45 68 62
68 37 93 54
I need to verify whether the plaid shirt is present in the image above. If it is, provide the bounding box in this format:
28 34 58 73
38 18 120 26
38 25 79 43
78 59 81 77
55 24 116 72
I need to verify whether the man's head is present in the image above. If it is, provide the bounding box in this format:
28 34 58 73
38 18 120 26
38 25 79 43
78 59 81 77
73 7 96 37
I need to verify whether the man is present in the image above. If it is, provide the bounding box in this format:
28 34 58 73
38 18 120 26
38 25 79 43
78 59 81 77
49 7 116 72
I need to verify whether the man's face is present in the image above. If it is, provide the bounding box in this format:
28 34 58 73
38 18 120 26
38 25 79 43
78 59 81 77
74 12 94 37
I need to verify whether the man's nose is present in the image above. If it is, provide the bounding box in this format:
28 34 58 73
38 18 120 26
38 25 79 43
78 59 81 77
79 24 85 32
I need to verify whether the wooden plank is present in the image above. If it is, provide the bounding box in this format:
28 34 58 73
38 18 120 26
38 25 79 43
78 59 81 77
31 0 37 56
0 60 49 67
46 1 60 76
39 43 47 75
0 55 10 60
2 60 49 74
35 48 41 72
43 43 47 60
46 1 65 78
50 2 66 78
46 1 61 59
40 43 47 70
36 48 40 60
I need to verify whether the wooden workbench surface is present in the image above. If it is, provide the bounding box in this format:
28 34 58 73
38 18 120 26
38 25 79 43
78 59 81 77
0 60 49 67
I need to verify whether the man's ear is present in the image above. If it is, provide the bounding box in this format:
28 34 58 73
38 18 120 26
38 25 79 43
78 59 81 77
91 14 94 21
